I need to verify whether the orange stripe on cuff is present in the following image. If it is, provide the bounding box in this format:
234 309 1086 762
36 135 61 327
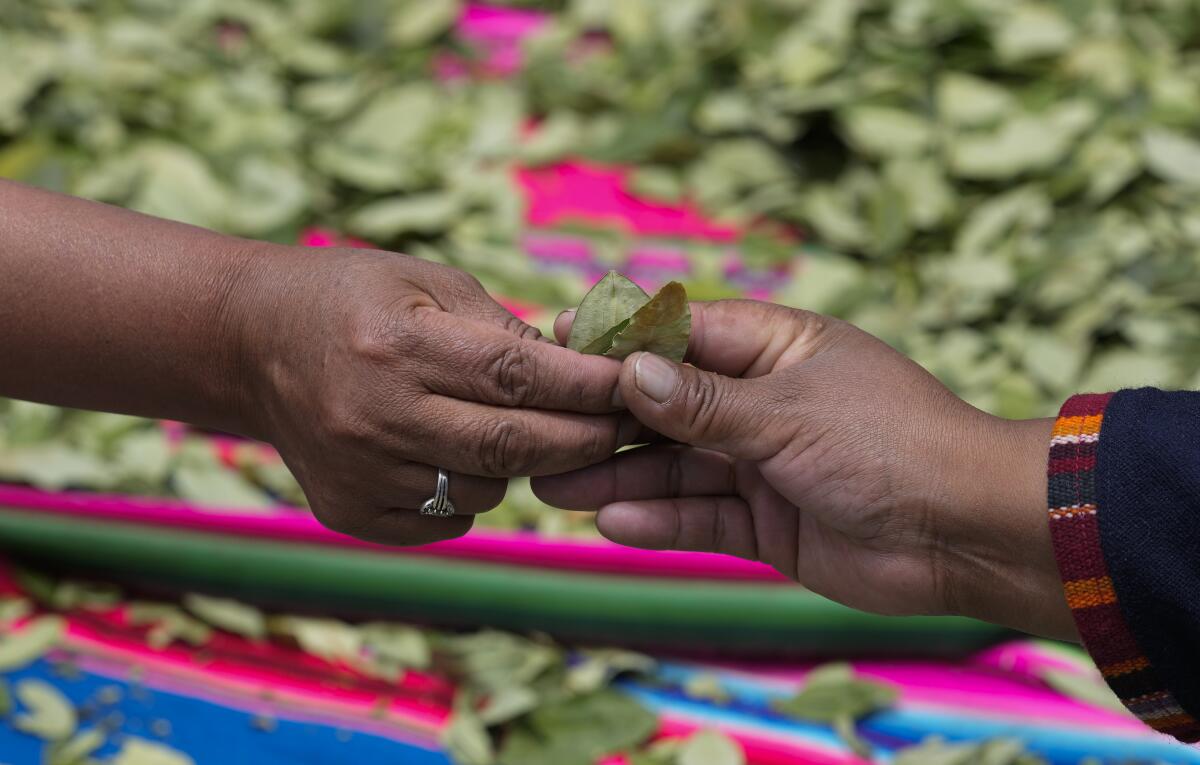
1100 655 1151 677
1063 576 1117 609
1051 413 1104 438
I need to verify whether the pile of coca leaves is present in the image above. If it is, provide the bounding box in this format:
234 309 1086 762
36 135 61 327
0 571 1112 765
2 0 1200 524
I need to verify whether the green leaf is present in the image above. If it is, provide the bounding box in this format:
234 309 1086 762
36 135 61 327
183 594 266 640
443 696 496 765
274 617 362 664
567 272 650 354
936 74 1013 128
1080 349 1178 392
0 615 64 672
682 673 731 704
1039 668 1126 714
565 649 655 694
773 663 897 723
348 193 462 239
390 0 461 45
128 143 229 230
0 444 110 491
893 736 1046 765
359 622 431 671
1142 128 1200 187
109 737 195 765
339 84 440 158
0 596 33 627
993 4 1075 62
629 167 685 202
48 728 106 765
838 106 932 158
607 282 691 362
678 729 744 765
478 685 540 726
13 678 76 741
172 463 275 510
521 112 583 167
949 103 1095 180
498 690 657 765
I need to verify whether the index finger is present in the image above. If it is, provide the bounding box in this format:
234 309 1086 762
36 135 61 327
417 313 624 414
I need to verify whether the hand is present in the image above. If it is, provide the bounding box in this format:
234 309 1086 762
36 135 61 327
231 246 632 546
533 300 1072 639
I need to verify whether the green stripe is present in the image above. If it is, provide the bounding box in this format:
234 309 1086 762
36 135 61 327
0 508 1004 655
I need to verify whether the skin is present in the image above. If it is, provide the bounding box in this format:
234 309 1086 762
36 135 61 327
534 300 1076 641
0 179 630 545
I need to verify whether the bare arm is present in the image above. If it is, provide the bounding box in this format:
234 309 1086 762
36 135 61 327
0 178 261 433
0 179 629 545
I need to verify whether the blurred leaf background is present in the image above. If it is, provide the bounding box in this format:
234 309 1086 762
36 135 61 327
2 0 1199 508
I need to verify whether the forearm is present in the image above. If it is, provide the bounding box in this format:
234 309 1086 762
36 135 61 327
0 179 268 435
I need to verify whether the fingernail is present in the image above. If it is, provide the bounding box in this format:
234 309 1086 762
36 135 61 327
634 353 678 403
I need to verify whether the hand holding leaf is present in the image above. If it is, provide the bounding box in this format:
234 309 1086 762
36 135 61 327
567 272 691 363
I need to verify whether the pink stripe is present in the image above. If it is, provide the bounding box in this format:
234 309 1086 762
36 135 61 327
459 2 548 42
58 605 855 765
515 163 741 243
0 485 787 582
716 657 1148 734
73 652 444 747
62 618 449 731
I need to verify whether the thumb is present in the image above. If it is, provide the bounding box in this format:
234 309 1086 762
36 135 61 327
619 352 785 461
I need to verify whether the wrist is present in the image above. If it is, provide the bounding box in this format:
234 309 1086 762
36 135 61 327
936 414 1077 639
210 239 294 441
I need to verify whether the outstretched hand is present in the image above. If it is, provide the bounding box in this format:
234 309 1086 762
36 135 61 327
237 248 633 546
534 300 1071 639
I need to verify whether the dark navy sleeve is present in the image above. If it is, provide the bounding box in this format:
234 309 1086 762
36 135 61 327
1048 389 1200 741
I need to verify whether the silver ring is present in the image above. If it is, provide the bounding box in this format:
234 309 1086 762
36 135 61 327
419 469 456 517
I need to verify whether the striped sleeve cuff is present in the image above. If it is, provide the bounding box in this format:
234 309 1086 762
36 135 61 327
1048 393 1200 741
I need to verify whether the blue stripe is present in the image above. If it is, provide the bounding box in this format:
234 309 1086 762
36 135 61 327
635 663 1200 765
1 660 452 765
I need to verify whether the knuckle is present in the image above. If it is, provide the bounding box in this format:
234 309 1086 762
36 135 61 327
349 307 410 363
582 420 613 464
503 313 543 342
322 393 376 445
477 418 538 476
666 447 685 497
486 344 539 407
710 499 728 553
680 372 724 437
444 268 484 299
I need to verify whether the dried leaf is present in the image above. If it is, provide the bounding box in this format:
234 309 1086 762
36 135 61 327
443 695 496 765
497 690 657 765
1039 668 1126 714
0 615 64 672
567 271 651 354
109 737 195 765
678 729 745 765
1142 128 1200 187
48 728 106 765
773 663 897 722
607 282 691 362
14 678 76 741
183 594 266 640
